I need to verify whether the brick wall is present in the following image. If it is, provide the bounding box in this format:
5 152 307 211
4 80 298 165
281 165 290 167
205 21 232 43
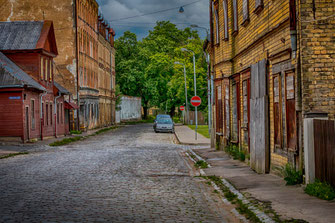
299 0 335 119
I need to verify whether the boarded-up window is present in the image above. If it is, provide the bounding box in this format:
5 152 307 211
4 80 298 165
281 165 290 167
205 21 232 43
224 81 230 138
233 0 238 33
232 80 240 142
273 75 281 147
285 72 296 150
242 0 250 25
242 78 250 148
223 0 229 40
254 0 264 14
50 104 53 125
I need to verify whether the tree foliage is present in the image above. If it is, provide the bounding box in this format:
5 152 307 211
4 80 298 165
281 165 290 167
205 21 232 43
115 22 208 117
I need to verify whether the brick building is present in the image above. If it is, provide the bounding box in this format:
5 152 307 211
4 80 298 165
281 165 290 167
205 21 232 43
97 17 116 127
208 0 335 174
0 21 71 142
0 0 117 130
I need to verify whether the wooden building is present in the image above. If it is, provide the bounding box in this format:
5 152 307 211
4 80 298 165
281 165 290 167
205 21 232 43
208 0 335 174
0 21 71 142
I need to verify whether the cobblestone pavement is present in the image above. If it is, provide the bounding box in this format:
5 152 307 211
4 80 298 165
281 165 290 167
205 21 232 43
0 124 235 222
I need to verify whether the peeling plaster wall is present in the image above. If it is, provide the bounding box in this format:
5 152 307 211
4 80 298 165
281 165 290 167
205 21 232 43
0 0 77 97
120 96 141 121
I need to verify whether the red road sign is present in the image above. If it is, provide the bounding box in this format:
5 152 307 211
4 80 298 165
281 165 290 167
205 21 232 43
191 96 201 107
180 106 185 111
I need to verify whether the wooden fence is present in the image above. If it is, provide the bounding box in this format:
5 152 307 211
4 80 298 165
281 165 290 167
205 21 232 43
313 119 335 187
186 111 207 125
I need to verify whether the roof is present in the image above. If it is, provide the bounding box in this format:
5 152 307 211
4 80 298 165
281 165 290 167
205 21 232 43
0 21 58 55
64 101 79 110
0 51 45 91
0 21 44 50
54 82 70 95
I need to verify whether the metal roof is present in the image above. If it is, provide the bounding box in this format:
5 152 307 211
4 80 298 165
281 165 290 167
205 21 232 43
0 51 45 91
0 21 43 50
54 81 70 95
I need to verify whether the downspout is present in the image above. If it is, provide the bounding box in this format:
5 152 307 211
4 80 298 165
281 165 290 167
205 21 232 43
54 92 62 137
74 0 80 131
40 91 47 140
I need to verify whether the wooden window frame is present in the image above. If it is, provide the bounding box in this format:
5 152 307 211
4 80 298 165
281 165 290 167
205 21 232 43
273 73 283 151
31 99 35 130
223 0 229 41
46 102 48 126
50 103 53 125
231 74 240 143
40 56 44 80
213 2 220 45
232 0 239 35
254 0 264 15
241 0 250 26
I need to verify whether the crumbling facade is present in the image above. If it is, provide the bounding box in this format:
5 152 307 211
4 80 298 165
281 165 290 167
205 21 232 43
0 0 117 130
209 0 335 174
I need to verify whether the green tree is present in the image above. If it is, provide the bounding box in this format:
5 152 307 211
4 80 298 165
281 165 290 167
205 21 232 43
115 22 208 119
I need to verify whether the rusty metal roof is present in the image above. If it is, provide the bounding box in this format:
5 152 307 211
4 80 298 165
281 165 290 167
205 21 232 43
54 81 70 95
0 21 43 50
0 52 45 91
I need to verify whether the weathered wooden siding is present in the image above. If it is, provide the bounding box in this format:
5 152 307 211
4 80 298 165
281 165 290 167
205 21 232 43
0 90 23 139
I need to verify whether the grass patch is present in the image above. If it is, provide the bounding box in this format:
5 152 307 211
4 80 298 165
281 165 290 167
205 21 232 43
224 144 247 162
94 126 118 135
49 136 83 146
194 160 208 169
173 116 182 123
206 175 262 223
0 152 29 159
70 130 82 135
305 180 335 200
282 163 303 185
187 125 210 138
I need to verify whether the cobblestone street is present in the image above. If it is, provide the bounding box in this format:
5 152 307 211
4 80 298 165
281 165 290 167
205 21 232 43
0 124 234 222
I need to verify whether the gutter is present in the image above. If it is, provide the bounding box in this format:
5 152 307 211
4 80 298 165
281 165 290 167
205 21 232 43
54 91 62 137
40 91 47 140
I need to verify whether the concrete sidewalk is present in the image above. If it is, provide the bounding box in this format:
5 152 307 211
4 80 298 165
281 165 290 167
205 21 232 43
174 125 210 145
192 148 335 223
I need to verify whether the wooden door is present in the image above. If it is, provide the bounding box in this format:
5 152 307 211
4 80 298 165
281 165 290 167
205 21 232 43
285 72 296 150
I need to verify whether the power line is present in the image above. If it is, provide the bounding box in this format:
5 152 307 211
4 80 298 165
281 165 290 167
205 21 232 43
108 0 204 22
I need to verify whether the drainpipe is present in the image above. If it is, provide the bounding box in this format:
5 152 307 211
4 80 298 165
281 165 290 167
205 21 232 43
54 92 62 137
74 0 80 131
40 91 47 140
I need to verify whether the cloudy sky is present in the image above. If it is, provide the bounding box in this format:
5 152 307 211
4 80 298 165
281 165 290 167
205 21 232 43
97 0 210 40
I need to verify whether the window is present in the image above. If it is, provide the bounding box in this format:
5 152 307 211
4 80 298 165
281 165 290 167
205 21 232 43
242 0 250 26
273 68 296 152
57 103 60 124
40 57 44 80
49 60 52 82
216 84 223 132
254 0 264 14
231 77 240 142
61 103 64 124
213 2 220 44
42 102 44 125
44 58 47 81
233 0 238 34
46 103 48 126
223 0 229 40
224 79 230 138
31 100 35 130
50 103 53 125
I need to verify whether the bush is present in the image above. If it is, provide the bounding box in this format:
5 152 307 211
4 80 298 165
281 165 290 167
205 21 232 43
305 180 335 200
283 163 303 185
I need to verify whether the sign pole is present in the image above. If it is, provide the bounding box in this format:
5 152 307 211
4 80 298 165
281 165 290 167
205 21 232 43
190 96 201 141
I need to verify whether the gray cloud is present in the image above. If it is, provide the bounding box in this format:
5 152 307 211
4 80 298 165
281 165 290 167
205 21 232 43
98 0 209 39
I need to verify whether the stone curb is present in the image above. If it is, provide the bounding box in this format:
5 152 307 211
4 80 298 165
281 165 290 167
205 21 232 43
174 131 210 146
186 147 275 223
